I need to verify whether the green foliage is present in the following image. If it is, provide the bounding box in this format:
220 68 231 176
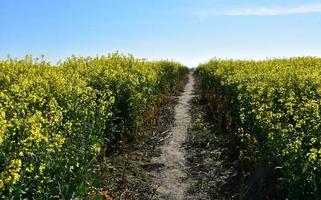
197 57 321 199
0 54 188 199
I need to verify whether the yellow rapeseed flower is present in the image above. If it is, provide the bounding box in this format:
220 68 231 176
39 164 46 174
0 179 4 189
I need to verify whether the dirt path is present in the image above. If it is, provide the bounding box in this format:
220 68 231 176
153 74 194 199
97 75 239 199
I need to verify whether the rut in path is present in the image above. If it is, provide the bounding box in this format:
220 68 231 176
154 74 194 200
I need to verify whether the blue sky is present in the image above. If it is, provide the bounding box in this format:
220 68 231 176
1 0 321 66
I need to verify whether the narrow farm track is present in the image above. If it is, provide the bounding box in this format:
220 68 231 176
154 74 195 199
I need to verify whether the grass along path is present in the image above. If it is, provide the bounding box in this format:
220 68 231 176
184 75 240 200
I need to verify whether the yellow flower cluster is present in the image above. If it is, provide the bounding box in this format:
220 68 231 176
197 57 321 198
307 148 321 162
0 54 188 198
0 109 6 144
0 159 22 190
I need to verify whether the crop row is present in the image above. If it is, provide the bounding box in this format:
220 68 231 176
0 54 188 199
196 57 321 199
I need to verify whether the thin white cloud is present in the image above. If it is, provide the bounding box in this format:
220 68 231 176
197 3 321 17
230 3 321 16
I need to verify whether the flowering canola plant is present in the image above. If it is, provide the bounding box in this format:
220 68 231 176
197 57 321 199
0 54 188 198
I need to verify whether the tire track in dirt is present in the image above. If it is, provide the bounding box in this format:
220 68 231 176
153 74 194 200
